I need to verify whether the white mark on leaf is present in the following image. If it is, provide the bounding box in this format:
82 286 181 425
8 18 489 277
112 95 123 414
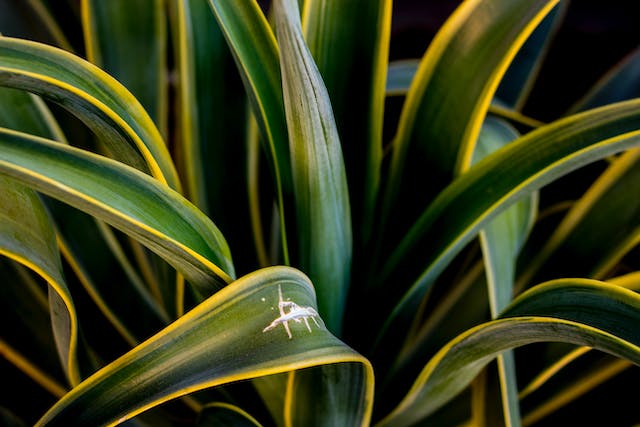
262 285 320 339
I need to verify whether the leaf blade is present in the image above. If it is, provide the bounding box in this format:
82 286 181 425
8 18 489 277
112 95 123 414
376 279 640 427
36 266 373 427
0 36 180 190
0 128 234 297
274 0 351 334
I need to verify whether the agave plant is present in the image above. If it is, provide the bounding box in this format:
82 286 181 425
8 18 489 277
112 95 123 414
1 0 639 425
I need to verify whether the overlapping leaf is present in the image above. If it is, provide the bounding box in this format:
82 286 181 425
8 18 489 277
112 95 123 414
377 99 640 348
82 0 167 136
0 128 234 298
0 175 81 385
376 279 640 427
380 0 558 237
0 36 180 189
273 0 351 334
36 266 373 427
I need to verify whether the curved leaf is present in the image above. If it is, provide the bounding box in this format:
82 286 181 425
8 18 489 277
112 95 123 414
0 87 65 140
82 0 168 137
377 99 640 347
0 36 180 190
0 128 234 298
473 117 536 427
518 148 640 286
274 0 351 334
376 279 640 427
197 402 263 427
0 175 80 385
381 0 558 234
495 1 568 109
286 363 370 427
36 266 373 427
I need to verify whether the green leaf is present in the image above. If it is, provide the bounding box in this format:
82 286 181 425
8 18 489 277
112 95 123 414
473 117 537 427
0 175 81 385
36 266 373 427
172 0 224 214
376 279 640 427
517 148 640 286
376 99 640 349
302 0 391 243
0 87 65 140
472 118 537 316
286 363 371 427
197 402 263 427
0 36 180 190
0 260 67 396
0 128 234 298
274 0 351 334
206 0 292 223
82 0 168 138
381 0 558 236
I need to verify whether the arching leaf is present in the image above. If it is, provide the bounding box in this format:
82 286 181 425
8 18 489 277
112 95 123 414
36 266 373 427
0 128 234 298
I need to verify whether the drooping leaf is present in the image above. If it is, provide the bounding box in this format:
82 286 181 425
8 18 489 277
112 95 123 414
376 279 640 427
82 0 168 137
0 128 234 298
0 175 81 385
0 36 180 190
273 0 351 334
36 266 373 427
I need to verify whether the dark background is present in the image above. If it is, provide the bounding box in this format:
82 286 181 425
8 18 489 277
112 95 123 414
389 0 639 119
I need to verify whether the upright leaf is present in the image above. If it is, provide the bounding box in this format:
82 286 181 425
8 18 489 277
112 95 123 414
472 118 537 427
206 0 293 262
302 0 391 243
380 0 558 240
495 1 568 109
273 0 351 334
568 46 640 114
374 100 640 356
